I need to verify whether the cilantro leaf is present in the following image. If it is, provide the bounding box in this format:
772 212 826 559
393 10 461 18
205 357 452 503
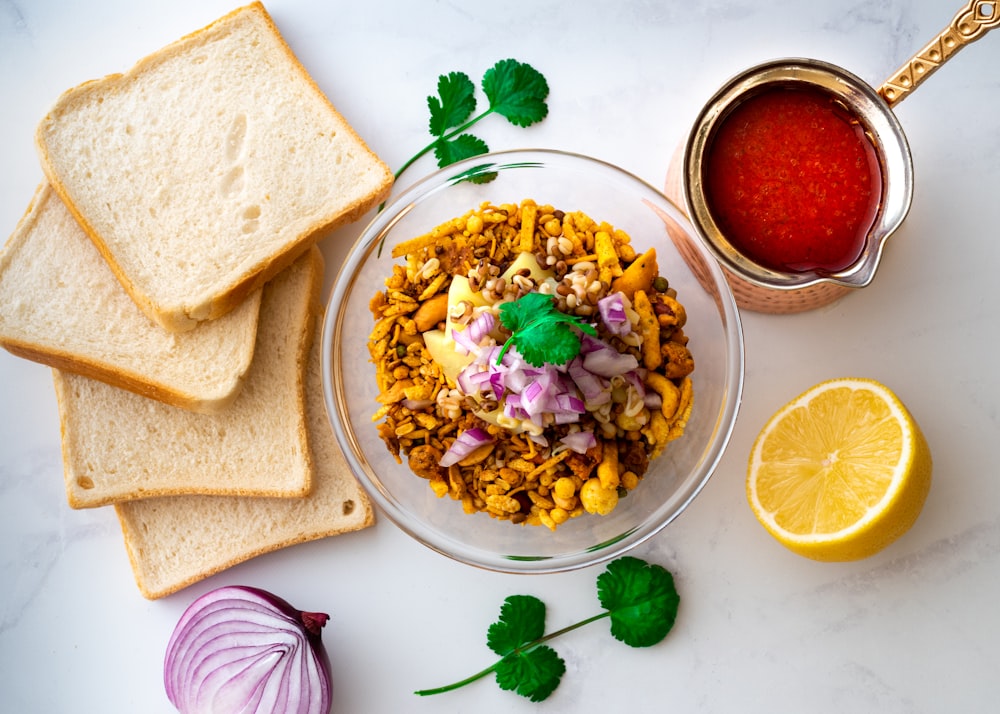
427 71 477 136
496 292 596 367
415 557 678 703
512 321 580 367
389 59 550 191
495 645 565 702
486 595 546 655
597 556 679 647
482 59 550 127
432 133 489 168
488 596 565 702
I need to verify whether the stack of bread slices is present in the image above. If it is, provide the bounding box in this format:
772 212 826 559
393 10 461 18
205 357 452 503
0 2 393 599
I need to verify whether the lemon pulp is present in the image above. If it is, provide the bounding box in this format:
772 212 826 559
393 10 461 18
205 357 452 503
747 378 932 561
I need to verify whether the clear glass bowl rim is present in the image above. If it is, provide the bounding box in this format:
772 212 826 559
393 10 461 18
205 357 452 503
321 148 745 574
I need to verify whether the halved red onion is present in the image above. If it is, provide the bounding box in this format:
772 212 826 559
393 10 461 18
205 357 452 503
164 586 331 714
439 427 494 467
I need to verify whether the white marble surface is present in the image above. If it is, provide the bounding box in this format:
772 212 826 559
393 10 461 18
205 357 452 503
2 1 999 712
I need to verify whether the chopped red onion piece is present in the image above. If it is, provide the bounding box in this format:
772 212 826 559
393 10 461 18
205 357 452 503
164 585 331 714
465 310 496 344
581 338 639 377
489 371 504 400
624 369 647 398
520 375 549 416
481 345 503 366
504 395 528 421
553 410 581 425
559 430 597 454
528 432 550 448
504 366 529 394
568 357 609 404
457 366 493 396
439 427 494 467
598 292 631 336
449 328 649 433
554 392 585 414
451 326 479 355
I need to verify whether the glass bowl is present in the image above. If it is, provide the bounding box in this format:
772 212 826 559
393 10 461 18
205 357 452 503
321 149 744 573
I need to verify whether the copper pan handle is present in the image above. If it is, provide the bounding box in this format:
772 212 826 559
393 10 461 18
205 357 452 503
879 0 1000 107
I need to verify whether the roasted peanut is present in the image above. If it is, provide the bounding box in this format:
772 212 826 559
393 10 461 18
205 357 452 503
412 292 449 332
646 372 681 421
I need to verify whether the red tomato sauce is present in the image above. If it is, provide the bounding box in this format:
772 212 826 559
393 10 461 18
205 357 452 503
704 84 882 273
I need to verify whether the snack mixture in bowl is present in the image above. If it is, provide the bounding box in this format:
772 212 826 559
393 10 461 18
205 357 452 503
369 200 694 529
322 149 743 572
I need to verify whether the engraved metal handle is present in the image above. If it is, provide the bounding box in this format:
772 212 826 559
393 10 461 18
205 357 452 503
879 0 1000 107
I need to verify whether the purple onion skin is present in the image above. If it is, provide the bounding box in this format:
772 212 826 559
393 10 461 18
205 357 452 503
164 585 332 714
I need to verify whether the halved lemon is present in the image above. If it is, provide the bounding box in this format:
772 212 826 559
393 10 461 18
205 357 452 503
747 378 932 561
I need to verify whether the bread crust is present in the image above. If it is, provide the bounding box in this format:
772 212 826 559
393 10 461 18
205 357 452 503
53 247 324 508
0 183 260 413
35 2 393 332
114 303 375 600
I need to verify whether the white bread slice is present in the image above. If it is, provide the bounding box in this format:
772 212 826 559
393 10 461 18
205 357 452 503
115 317 375 599
0 182 260 414
35 2 392 332
53 246 323 508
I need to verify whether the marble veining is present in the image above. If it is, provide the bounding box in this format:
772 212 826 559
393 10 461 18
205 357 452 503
0 448 115 635
2 1 1000 712
0 0 30 36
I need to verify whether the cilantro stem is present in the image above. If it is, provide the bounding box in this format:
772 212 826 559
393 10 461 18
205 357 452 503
414 557 678 702
533 611 610 644
414 662 499 697
413 611 610 697
392 108 496 183
382 59 548 223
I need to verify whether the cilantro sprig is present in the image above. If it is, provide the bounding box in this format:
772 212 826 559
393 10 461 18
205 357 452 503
414 557 680 702
393 59 549 186
496 292 596 367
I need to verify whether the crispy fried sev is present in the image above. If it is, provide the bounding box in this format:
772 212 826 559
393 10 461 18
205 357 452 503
597 442 621 490
594 230 621 284
368 199 695 529
633 289 662 370
518 201 538 253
